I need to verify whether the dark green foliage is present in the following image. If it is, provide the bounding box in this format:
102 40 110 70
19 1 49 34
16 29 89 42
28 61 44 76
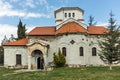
88 15 97 26
53 48 66 67
99 12 120 70
0 46 4 65
17 19 26 40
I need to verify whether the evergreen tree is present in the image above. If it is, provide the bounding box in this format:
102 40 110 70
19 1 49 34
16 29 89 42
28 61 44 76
88 15 97 26
99 12 120 70
53 48 66 67
53 53 58 67
17 19 26 39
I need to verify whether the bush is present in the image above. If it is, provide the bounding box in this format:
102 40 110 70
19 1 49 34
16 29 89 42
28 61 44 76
53 48 66 67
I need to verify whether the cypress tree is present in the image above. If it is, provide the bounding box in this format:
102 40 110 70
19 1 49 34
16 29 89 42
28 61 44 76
17 19 26 40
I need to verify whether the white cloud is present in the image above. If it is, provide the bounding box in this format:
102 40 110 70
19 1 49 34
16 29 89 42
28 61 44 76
59 0 69 4
0 24 17 44
25 0 36 8
38 0 56 13
0 0 50 18
0 0 25 17
0 1 12 10
38 0 48 5
10 0 19 2
96 22 108 27
0 23 35 44
25 12 50 18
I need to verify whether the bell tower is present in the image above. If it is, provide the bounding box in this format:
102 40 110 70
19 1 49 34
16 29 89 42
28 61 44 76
54 7 84 25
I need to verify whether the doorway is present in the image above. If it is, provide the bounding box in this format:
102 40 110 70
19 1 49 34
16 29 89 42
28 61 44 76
37 57 44 69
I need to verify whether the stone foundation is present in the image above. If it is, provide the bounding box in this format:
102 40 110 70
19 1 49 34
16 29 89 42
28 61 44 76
4 65 28 69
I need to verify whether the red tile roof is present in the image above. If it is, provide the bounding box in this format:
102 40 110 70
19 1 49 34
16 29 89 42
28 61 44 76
28 26 56 36
3 38 28 46
87 26 108 34
56 22 87 34
3 24 108 46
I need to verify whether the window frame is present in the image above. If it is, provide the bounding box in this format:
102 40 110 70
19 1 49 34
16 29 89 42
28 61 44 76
16 54 22 65
92 47 97 56
72 13 75 17
62 47 66 56
69 13 71 17
79 47 84 56
65 13 67 18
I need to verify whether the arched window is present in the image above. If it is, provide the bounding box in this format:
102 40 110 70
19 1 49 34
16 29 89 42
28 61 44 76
79 47 84 56
65 13 67 18
62 47 66 56
69 13 71 17
72 13 75 17
92 47 97 56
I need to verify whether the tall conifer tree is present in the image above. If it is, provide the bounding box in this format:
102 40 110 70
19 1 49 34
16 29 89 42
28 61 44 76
17 19 26 39
88 15 97 26
99 12 120 70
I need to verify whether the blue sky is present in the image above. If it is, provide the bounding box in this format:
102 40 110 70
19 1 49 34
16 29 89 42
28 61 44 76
0 0 120 43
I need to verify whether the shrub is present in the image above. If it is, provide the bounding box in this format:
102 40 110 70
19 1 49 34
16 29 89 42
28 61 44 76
53 48 66 67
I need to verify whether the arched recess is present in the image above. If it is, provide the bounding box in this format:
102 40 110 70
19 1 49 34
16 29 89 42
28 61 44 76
27 42 48 70
27 42 48 56
31 49 44 69
76 42 87 65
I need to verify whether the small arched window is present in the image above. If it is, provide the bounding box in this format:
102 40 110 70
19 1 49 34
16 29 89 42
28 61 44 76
69 13 71 17
92 47 97 56
62 47 66 56
72 13 75 17
65 13 67 18
79 47 84 56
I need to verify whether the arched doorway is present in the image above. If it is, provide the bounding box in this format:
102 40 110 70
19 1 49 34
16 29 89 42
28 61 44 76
31 50 44 69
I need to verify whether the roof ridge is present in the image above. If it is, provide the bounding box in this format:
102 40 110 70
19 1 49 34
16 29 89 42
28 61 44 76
56 22 87 34
28 27 56 36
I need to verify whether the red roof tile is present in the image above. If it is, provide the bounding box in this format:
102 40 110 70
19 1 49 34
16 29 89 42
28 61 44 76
87 26 108 34
28 26 56 36
56 22 87 34
3 38 28 46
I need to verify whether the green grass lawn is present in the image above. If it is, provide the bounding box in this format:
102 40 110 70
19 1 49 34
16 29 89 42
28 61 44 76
0 66 120 80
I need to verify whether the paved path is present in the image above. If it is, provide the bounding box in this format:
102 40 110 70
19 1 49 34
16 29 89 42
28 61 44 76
2 69 41 76
2 69 52 77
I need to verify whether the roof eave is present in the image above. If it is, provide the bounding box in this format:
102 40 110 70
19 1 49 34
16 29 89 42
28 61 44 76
3 45 27 46
28 34 55 36
56 32 87 35
54 7 84 17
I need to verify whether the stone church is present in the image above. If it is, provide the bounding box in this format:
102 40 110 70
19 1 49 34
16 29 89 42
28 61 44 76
3 7 108 69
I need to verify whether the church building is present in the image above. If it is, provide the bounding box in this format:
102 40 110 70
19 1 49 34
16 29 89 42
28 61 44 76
3 7 108 69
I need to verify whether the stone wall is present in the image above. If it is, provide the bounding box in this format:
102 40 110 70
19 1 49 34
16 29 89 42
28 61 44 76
4 46 28 68
47 33 105 66
3 33 106 68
